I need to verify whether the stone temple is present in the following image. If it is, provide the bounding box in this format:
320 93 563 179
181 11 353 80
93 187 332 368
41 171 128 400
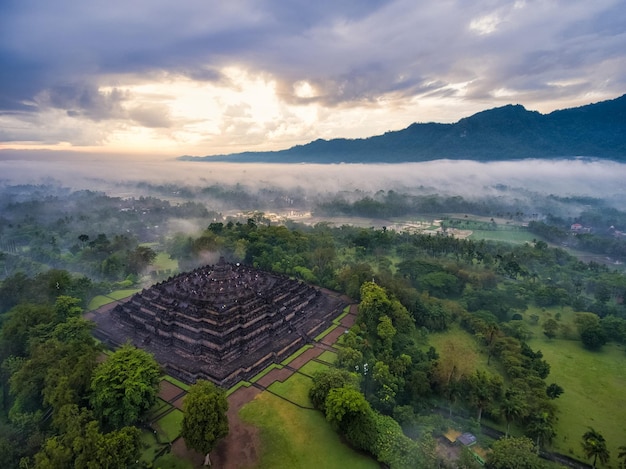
92 257 347 386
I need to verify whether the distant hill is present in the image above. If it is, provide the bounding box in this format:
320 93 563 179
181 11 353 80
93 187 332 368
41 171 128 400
179 94 626 163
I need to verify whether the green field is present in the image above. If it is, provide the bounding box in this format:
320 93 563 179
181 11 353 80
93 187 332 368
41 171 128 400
155 409 185 443
527 335 626 465
267 373 315 408
317 350 338 364
239 390 379 469
87 288 140 310
298 360 332 377
469 229 536 244
151 251 179 272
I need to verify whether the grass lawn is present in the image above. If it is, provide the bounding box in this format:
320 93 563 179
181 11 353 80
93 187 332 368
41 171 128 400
152 454 194 469
317 350 338 364
427 324 489 372
139 430 166 465
298 360 331 377
469 229 536 244
527 335 626 465
108 288 141 300
267 373 314 408
87 295 115 310
155 409 185 443
239 391 379 469
151 251 179 272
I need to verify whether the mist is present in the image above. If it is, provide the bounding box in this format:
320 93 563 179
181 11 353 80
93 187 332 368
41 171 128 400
0 152 624 196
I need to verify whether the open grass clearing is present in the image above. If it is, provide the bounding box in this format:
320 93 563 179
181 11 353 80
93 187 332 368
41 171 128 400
298 360 331 378
152 453 194 469
426 324 491 373
267 373 315 408
317 350 338 364
469 229 536 244
151 251 178 272
87 295 114 310
155 409 185 443
239 391 379 469
139 430 167 465
108 288 141 300
526 335 626 465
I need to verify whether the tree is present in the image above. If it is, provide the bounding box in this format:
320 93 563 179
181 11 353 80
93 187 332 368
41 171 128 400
499 388 527 438
465 370 503 423
181 380 229 466
581 427 610 468
309 368 359 412
325 386 370 429
545 383 564 400
89 344 161 429
485 436 545 469
580 325 608 350
542 318 559 340
34 410 141 469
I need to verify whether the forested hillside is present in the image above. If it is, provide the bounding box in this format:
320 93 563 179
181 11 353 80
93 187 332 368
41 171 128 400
180 94 626 163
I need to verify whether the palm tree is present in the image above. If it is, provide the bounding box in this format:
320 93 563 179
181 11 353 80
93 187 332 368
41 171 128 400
581 427 610 468
499 389 527 438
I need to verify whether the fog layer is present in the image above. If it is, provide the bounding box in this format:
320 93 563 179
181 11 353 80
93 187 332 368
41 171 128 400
0 154 624 203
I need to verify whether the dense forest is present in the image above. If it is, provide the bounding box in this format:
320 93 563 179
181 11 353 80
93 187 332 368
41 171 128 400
1 182 626 468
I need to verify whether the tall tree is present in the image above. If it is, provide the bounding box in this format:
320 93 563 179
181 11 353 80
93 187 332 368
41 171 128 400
499 388 527 438
181 380 229 466
465 370 503 423
485 436 545 469
581 427 610 468
89 344 161 429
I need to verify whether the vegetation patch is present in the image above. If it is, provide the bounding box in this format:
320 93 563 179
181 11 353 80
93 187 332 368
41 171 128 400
155 409 185 443
267 373 315 408
527 336 626 465
469 229 536 244
317 350 338 364
152 453 194 469
86 295 112 310
107 288 141 300
150 251 179 272
298 360 331 377
239 391 379 469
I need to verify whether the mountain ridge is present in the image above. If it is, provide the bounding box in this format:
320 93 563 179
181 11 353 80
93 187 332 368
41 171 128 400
179 94 626 163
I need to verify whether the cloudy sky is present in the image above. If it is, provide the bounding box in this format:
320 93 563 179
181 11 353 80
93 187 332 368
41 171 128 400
1 0 624 158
